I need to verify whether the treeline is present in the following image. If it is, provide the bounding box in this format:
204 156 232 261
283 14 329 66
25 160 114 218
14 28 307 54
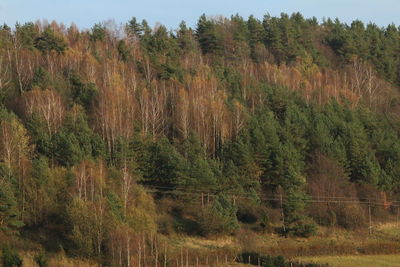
0 12 400 265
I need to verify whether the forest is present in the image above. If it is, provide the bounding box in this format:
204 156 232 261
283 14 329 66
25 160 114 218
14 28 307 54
0 12 400 266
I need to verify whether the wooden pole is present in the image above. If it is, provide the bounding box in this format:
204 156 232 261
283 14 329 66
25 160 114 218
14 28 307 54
164 243 167 267
138 241 142 267
185 249 188 267
180 247 183 267
397 206 399 227
127 236 130 267
155 237 158 267
201 192 204 209
143 235 146 267
368 201 372 235
280 191 286 236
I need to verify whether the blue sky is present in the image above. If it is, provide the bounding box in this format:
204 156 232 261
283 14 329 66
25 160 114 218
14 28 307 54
1 0 399 30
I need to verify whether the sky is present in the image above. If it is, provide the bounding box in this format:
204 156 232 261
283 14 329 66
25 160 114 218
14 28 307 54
1 0 399 30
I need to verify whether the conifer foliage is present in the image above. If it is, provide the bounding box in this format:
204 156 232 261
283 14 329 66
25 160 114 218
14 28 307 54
0 13 399 265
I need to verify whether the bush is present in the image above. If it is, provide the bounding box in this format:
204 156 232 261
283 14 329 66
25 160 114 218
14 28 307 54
279 219 318 238
198 194 239 236
239 252 327 267
34 251 48 267
290 222 318 238
1 247 22 267
336 204 366 230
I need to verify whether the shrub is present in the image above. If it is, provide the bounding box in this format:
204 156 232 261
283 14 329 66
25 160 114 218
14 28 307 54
1 247 22 267
336 204 366 230
290 221 318 238
279 218 318 238
34 251 48 267
198 194 239 236
239 252 328 267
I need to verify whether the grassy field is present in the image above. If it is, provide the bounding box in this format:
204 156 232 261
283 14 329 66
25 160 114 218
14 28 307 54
7 223 400 266
298 255 400 267
19 252 99 267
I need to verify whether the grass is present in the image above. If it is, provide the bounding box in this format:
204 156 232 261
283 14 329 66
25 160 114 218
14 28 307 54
5 223 400 266
298 254 400 267
19 251 99 267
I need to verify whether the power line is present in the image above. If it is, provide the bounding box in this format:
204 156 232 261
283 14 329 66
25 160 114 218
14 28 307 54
144 186 400 207
144 184 400 203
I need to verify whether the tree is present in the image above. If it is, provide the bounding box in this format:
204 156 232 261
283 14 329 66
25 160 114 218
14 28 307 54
22 88 64 137
89 23 106 42
0 109 32 171
199 194 239 236
117 40 130 62
125 17 143 41
247 15 266 62
0 170 23 232
34 27 67 54
196 14 222 55
1 247 23 267
23 156 54 225
69 73 98 110
144 138 188 188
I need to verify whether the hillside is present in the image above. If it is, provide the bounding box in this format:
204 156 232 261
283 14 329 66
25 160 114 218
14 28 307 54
1 13 400 266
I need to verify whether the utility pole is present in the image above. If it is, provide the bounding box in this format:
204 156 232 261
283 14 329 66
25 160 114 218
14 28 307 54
164 243 167 267
368 201 372 235
280 189 286 236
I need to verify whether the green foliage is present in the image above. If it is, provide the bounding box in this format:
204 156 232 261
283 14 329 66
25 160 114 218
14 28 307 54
196 14 223 55
53 130 82 166
89 23 106 42
31 67 51 89
1 247 22 267
143 138 188 188
2 12 400 263
177 21 198 53
34 251 48 267
181 133 217 189
53 111 105 166
0 171 23 232
125 17 141 37
15 22 38 48
241 253 286 267
125 17 149 39
199 194 239 236
69 73 98 109
66 198 98 257
26 113 52 157
34 27 67 54
325 18 400 84
117 40 130 62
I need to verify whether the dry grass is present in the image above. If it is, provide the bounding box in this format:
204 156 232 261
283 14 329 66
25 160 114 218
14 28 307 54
298 254 400 267
20 251 99 267
376 222 400 237
181 236 237 250
8 223 400 266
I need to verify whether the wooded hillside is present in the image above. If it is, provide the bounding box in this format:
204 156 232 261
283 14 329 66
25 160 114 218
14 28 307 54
1 13 400 266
